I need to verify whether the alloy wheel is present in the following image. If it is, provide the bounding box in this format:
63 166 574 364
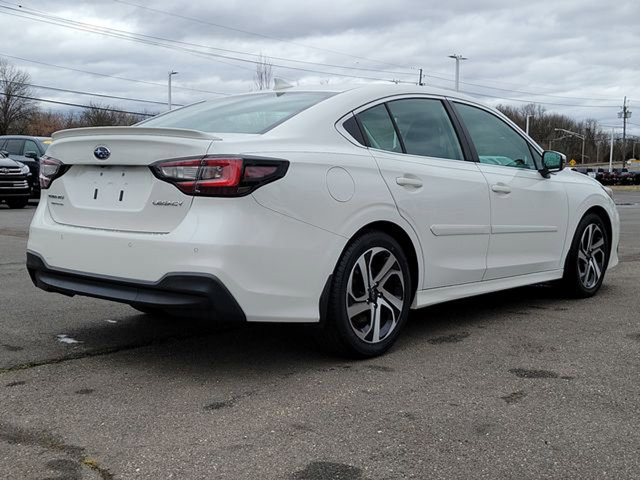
345 247 405 344
577 223 606 289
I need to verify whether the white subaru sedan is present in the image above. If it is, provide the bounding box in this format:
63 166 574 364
27 84 619 357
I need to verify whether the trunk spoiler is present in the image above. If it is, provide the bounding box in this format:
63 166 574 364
52 126 222 142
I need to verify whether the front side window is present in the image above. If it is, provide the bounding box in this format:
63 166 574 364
455 103 536 170
140 92 335 134
4 139 24 155
356 104 402 153
387 99 463 160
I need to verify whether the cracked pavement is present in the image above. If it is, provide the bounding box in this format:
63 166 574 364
1 194 639 479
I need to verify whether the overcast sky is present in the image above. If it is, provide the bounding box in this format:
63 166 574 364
0 0 638 135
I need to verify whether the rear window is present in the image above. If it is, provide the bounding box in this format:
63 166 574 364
140 92 335 134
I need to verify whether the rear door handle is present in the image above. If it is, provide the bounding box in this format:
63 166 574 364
491 184 511 194
396 177 423 188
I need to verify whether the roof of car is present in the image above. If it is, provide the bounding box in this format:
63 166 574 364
220 82 479 103
0 135 49 142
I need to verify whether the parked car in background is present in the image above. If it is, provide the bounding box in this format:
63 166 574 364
573 167 640 186
0 151 32 208
0 136 51 198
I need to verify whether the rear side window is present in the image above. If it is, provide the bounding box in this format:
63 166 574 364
454 103 536 170
140 92 335 134
356 104 402 153
342 115 365 145
387 99 463 160
4 139 24 155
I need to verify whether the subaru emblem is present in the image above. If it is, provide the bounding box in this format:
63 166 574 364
94 146 111 160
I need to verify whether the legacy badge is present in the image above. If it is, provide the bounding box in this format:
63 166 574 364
152 200 184 207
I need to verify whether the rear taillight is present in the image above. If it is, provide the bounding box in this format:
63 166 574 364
150 156 289 196
40 155 69 189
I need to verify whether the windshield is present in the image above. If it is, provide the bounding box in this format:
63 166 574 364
139 91 336 134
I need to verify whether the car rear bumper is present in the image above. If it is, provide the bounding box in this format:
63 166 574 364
27 195 346 323
27 251 246 321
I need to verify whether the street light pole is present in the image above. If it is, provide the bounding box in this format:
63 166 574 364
525 115 533 136
550 134 570 151
554 128 586 163
168 70 178 110
448 54 467 91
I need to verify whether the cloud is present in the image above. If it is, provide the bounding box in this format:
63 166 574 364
0 0 638 133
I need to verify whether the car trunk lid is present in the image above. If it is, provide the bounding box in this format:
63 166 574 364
45 127 219 233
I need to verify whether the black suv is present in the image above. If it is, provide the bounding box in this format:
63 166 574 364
0 136 50 198
0 151 32 208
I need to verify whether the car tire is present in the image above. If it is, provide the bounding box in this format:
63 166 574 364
6 198 28 209
317 230 412 358
562 213 610 298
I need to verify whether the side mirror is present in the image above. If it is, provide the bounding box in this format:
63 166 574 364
24 151 39 159
539 150 565 178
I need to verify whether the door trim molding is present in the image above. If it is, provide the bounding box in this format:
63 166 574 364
430 224 490 236
492 225 558 234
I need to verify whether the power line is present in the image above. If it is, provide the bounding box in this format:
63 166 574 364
6 2 626 104
0 52 230 96
111 0 416 72
421 70 626 103
455 79 623 103
0 3 414 84
21 82 184 106
2 2 631 109
0 92 155 116
460 89 619 108
0 3 256 76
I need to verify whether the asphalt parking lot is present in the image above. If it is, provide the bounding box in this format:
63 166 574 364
1 194 639 480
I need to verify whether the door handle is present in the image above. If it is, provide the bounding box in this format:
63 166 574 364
491 184 511 194
396 177 423 188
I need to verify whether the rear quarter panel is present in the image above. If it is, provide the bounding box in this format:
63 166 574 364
236 140 424 289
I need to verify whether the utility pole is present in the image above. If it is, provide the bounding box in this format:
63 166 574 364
448 54 467 91
418 68 424 86
168 70 178 110
525 115 533 136
618 96 631 168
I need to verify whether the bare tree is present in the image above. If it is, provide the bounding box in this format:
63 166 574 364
74 102 148 127
24 110 67 136
496 102 624 164
254 55 273 90
0 59 37 135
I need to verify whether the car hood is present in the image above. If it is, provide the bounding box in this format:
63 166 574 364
0 156 22 168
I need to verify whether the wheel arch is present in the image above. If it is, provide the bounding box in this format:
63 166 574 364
562 203 614 271
348 220 421 302
319 219 421 325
